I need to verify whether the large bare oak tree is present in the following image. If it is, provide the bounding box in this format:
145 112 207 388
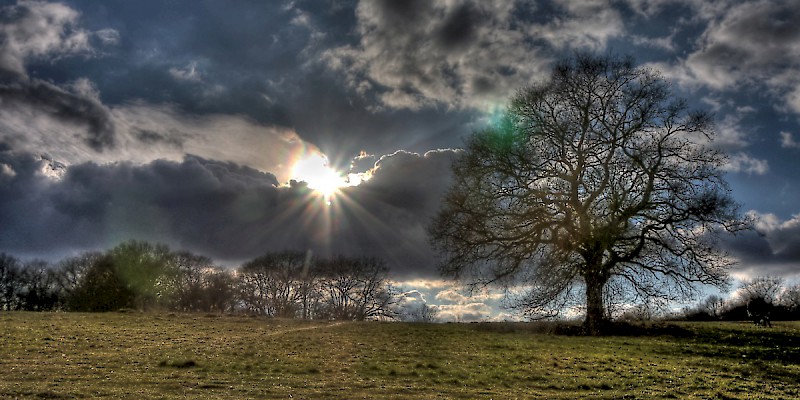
429 54 748 334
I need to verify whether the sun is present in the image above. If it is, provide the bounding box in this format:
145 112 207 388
291 154 347 203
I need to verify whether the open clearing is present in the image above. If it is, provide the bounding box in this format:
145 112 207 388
1 312 798 399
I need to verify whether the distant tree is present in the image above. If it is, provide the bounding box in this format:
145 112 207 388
319 255 397 321
701 294 728 320
203 268 237 313
430 53 748 334
68 254 136 311
108 241 177 311
52 252 103 307
63 241 177 312
16 260 60 311
780 283 800 314
170 251 216 312
0 253 23 310
738 276 783 305
404 303 440 323
239 251 310 317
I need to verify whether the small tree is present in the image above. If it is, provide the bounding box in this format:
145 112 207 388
404 303 440 323
430 54 748 334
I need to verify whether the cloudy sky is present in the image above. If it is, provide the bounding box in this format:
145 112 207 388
1 0 799 320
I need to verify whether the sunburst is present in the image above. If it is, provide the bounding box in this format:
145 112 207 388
291 154 347 204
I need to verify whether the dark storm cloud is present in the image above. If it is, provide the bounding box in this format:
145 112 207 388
436 3 485 49
0 79 115 150
0 148 458 278
720 212 800 278
131 128 185 149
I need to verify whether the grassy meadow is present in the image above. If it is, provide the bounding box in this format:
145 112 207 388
1 312 798 399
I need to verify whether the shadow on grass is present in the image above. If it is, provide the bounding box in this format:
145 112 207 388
679 324 800 363
464 320 695 337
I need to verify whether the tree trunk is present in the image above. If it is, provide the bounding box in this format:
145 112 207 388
584 272 608 335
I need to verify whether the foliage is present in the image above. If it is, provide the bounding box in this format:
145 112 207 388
430 53 748 334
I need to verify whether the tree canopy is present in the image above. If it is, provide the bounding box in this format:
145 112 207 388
429 53 749 334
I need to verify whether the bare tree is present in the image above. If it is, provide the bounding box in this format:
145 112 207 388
0 253 22 311
319 255 397 321
16 260 60 311
404 303 440 323
700 294 728 320
238 251 309 317
780 283 800 313
429 54 748 334
53 252 103 307
738 276 784 305
169 251 237 313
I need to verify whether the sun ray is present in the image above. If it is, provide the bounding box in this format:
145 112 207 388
291 154 346 204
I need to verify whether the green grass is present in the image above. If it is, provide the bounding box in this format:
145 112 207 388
1 312 798 399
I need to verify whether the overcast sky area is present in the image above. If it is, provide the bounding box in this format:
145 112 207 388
1 0 799 321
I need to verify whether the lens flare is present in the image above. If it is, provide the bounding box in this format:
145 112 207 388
291 154 346 204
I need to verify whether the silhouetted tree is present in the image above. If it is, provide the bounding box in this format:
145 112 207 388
239 251 310 317
202 268 237 313
430 53 748 334
738 276 783 305
701 294 728 320
737 276 784 326
68 254 136 311
170 251 217 312
780 283 800 315
319 255 397 321
0 253 23 310
16 260 60 311
403 303 440 323
53 252 103 308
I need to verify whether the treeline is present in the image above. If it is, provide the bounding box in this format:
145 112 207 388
680 276 800 322
0 241 397 320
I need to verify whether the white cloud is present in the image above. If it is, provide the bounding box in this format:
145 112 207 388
530 0 624 51
436 302 494 322
169 61 202 82
0 1 94 76
714 114 751 149
722 152 769 175
323 0 625 111
435 288 471 304
780 131 800 149
656 1 800 115
0 163 16 179
94 28 120 45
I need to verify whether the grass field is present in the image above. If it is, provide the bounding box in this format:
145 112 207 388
1 312 798 399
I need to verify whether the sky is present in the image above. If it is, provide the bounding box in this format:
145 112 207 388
1 0 799 321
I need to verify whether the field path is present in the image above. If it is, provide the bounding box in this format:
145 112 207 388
264 321 346 337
